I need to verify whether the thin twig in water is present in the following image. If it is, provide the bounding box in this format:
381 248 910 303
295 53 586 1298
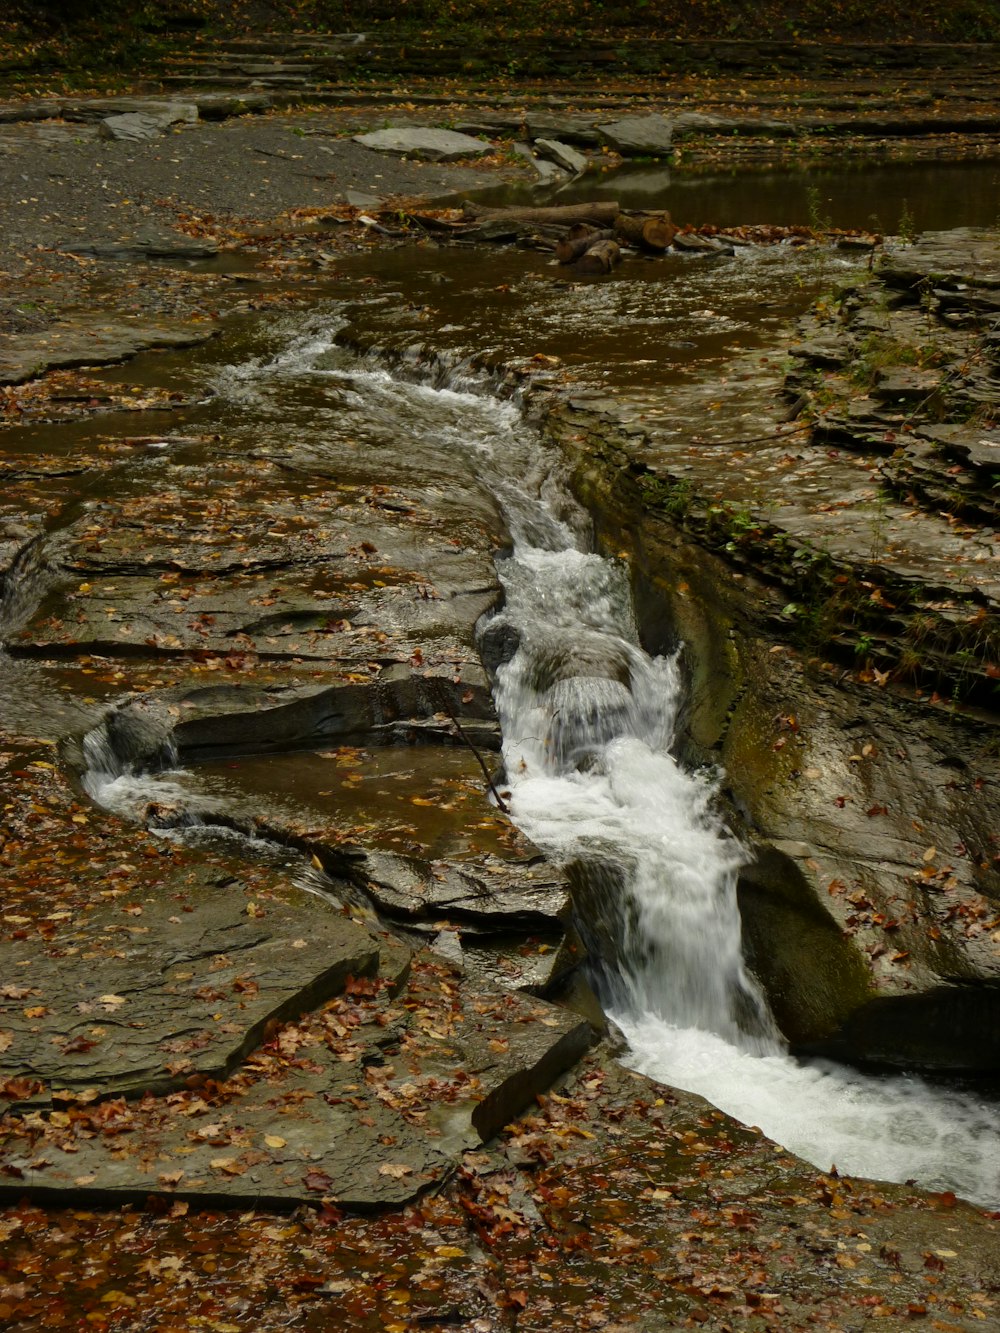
430 683 509 814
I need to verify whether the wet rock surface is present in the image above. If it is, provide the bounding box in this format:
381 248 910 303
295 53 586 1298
0 320 218 387
0 864 381 1099
1 952 592 1209
0 68 998 1332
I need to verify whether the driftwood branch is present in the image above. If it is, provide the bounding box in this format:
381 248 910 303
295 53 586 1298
462 200 620 228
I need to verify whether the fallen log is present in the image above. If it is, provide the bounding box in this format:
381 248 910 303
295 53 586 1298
574 238 621 273
555 228 616 264
614 211 677 252
462 200 620 228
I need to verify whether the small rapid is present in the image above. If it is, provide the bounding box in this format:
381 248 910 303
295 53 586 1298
85 320 1000 1209
305 345 999 1209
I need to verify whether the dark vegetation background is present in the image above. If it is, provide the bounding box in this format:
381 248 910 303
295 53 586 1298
5 0 1000 66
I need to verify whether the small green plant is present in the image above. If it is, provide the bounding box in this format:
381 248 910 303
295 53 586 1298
897 199 917 246
805 184 832 233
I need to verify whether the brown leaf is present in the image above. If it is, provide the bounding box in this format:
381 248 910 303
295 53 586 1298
378 1163 414 1178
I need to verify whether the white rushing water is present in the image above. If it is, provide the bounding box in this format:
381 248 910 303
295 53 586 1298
483 478 1000 1209
94 324 999 1210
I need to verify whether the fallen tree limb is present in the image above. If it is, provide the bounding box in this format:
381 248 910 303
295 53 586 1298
614 212 677 252
555 228 616 263
462 200 620 227
574 238 621 273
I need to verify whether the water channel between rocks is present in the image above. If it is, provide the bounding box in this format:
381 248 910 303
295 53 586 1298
79 341 1000 1210
5 157 1000 1210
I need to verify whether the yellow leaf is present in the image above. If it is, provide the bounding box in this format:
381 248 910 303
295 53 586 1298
209 1157 245 1175
264 1135 286 1149
101 1291 136 1306
433 1245 466 1258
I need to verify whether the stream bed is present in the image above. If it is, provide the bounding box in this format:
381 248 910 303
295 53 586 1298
3 155 999 1211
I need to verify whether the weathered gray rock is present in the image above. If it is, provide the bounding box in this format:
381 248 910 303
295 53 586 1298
524 113 601 147
70 672 498 773
0 1053 450 1211
12 510 502 666
353 127 492 163
511 141 567 185
533 137 589 175
62 98 199 125
343 188 385 209
597 113 674 157
98 105 199 142
916 422 1000 472
672 231 736 255
452 115 525 138
0 956 594 1208
361 850 572 932
0 865 381 1100
193 92 274 119
880 228 1000 291
872 367 944 401
462 927 585 996
65 233 221 262
0 319 218 386
673 110 791 138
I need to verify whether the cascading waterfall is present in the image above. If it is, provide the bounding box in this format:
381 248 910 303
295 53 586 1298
147 326 1000 1208
487 504 1000 1210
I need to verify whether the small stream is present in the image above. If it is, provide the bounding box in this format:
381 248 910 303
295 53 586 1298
73 323 1000 1208
6 154 1000 1210
313 357 1000 1209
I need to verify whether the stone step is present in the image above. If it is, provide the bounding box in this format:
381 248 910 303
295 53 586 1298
137 33 1000 83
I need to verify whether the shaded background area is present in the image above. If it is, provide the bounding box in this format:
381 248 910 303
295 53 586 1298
3 0 999 88
9 0 1000 40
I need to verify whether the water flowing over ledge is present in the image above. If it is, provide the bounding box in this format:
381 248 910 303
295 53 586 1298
154 325 1000 1209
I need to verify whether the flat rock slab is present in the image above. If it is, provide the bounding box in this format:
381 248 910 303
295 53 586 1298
0 320 218 386
0 865 380 1101
880 227 1000 290
61 99 200 125
0 1053 450 1212
524 112 601 146
69 670 497 774
597 113 674 156
98 108 198 142
362 849 572 932
0 955 594 1209
10 455 504 666
916 422 1000 471
65 234 221 261
353 127 492 162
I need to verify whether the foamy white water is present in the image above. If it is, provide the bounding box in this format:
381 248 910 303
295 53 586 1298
491 529 1000 1209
